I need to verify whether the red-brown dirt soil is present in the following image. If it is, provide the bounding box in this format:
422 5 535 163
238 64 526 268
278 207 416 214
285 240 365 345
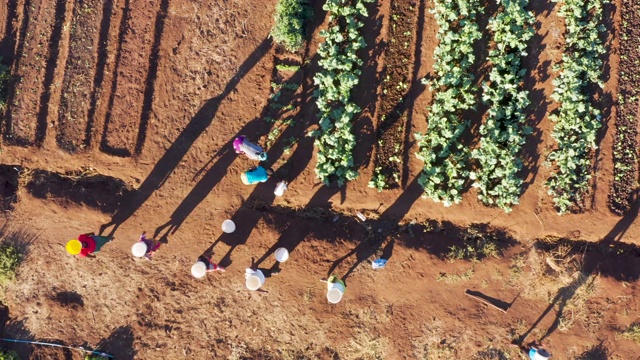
0 0 639 359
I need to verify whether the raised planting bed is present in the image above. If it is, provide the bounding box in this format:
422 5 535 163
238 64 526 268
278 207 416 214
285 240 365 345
57 0 106 153
415 0 482 206
369 0 418 191
5 0 62 146
546 0 608 214
610 0 640 215
100 0 158 157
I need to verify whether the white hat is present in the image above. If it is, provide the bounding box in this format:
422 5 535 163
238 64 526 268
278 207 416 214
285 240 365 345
131 242 148 257
191 261 207 278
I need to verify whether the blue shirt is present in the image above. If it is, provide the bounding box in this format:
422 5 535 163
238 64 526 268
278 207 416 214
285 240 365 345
244 166 269 184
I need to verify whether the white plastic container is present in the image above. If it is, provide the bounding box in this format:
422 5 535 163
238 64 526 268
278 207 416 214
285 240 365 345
274 247 289 262
327 281 345 304
131 242 148 257
274 181 288 196
191 261 207 278
221 219 236 233
245 269 266 290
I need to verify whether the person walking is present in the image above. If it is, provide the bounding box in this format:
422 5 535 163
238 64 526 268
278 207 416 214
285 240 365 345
191 255 225 279
527 342 551 360
241 166 273 185
66 232 111 258
131 232 161 260
233 135 267 161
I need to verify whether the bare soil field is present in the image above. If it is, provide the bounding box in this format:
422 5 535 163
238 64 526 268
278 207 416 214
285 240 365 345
0 0 638 359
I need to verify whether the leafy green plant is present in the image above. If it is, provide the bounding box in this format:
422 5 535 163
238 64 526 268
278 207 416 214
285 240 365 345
368 168 387 192
270 0 312 52
0 243 23 286
470 0 535 213
415 0 482 206
546 0 608 214
313 0 374 185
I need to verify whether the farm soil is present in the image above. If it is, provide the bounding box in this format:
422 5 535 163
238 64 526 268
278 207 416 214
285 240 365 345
0 0 638 359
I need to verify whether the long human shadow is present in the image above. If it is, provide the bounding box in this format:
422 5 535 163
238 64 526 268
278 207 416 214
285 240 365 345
252 184 344 268
601 189 639 242
327 176 423 283
516 273 594 345
99 38 273 237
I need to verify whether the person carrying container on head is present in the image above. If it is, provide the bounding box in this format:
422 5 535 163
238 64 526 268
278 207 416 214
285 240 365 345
233 135 267 161
241 166 273 185
131 232 161 260
191 255 225 279
66 232 111 258
527 342 551 360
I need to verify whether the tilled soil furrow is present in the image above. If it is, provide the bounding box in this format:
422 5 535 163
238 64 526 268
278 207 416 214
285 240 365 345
4 0 58 146
100 0 158 157
56 0 106 153
0 0 21 66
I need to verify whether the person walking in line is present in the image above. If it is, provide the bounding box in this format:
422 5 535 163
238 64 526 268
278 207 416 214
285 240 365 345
233 135 267 161
131 232 161 260
191 255 225 279
66 232 112 258
241 166 273 185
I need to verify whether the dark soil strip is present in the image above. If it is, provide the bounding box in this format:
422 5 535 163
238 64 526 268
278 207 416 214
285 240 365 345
25 168 134 214
56 0 105 153
135 0 169 155
0 0 20 66
100 0 156 157
0 164 19 211
4 0 57 146
84 1 114 148
609 0 640 215
34 0 66 146
371 1 418 189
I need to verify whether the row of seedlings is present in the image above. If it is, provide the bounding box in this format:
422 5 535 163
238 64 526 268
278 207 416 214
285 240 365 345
415 0 482 206
546 0 608 214
369 1 419 191
470 0 535 212
610 0 639 215
312 0 374 185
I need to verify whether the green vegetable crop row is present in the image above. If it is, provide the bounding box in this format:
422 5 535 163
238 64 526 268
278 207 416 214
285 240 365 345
415 0 482 206
313 0 374 185
270 0 312 52
547 0 607 214
470 0 535 213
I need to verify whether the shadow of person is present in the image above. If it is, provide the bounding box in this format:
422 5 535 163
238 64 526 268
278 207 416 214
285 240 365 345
93 325 136 360
99 38 273 238
516 272 595 345
603 189 640 242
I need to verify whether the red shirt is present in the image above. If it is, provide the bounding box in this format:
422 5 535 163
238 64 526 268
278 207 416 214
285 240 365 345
78 234 96 257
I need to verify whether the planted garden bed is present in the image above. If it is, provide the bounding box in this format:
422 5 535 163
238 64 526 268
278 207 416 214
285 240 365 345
470 0 535 212
415 0 481 206
57 0 105 153
369 0 418 191
546 0 607 214
610 0 640 215
312 0 374 186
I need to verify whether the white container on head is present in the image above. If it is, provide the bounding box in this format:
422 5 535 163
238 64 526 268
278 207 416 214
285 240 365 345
222 220 236 233
274 181 287 196
327 281 345 304
245 268 265 290
274 247 289 262
533 350 550 360
131 242 148 257
191 261 207 278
